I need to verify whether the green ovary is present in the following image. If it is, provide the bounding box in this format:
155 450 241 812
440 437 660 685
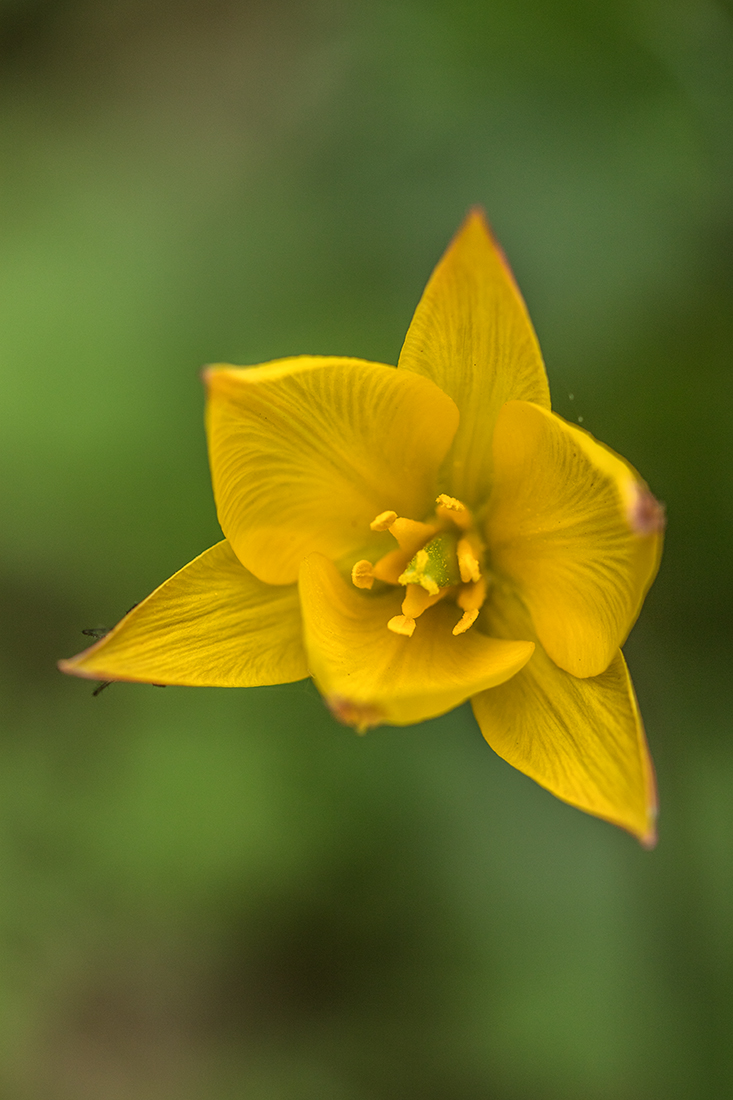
398 532 460 596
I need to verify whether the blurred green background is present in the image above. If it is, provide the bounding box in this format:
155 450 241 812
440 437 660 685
1 0 732 1096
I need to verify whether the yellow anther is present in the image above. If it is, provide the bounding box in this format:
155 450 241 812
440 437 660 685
436 493 472 529
436 493 466 512
351 559 374 589
452 609 479 636
458 576 487 613
370 510 398 532
401 583 442 619
389 517 437 554
457 537 481 584
387 614 416 637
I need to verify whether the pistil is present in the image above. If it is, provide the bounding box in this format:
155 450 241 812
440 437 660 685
398 532 460 595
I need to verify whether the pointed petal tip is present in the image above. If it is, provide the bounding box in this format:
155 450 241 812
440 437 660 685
618 786 658 848
59 543 308 689
57 650 134 685
459 207 519 283
57 655 83 676
464 203 490 229
58 649 105 680
582 803 657 848
398 208 549 507
453 205 492 244
457 205 512 267
638 760 659 850
597 741 658 848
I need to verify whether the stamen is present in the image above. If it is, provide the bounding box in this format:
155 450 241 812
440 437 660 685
370 510 398 532
387 614 416 637
369 500 486 641
373 548 411 585
401 583 443 618
452 609 479 636
436 493 465 512
389 517 437 554
457 536 481 584
436 493 471 530
458 576 487 613
351 560 374 589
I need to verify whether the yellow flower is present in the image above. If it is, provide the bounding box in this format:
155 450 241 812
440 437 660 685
60 211 664 844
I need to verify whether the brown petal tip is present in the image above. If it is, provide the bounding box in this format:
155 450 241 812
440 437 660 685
628 485 666 537
327 696 385 734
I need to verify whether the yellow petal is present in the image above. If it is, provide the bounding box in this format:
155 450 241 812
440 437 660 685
298 553 534 728
58 541 307 687
486 401 664 678
205 356 459 586
398 209 550 507
473 587 657 846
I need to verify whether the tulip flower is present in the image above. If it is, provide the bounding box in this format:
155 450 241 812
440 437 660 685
60 211 664 844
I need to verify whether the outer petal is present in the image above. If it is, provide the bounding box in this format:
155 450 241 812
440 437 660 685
58 541 307 687
206 357 459 586
486 401 664 678
472 587 657 846
397 209 550 507
298 553 534 729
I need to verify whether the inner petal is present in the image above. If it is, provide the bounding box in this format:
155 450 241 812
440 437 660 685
299 552 535 729
486 400 664 677
206 357 460 585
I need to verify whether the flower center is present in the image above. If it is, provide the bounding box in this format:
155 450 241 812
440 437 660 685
350 494 488 637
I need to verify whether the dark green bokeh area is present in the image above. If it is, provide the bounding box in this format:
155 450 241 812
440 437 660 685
1 0 732 1096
